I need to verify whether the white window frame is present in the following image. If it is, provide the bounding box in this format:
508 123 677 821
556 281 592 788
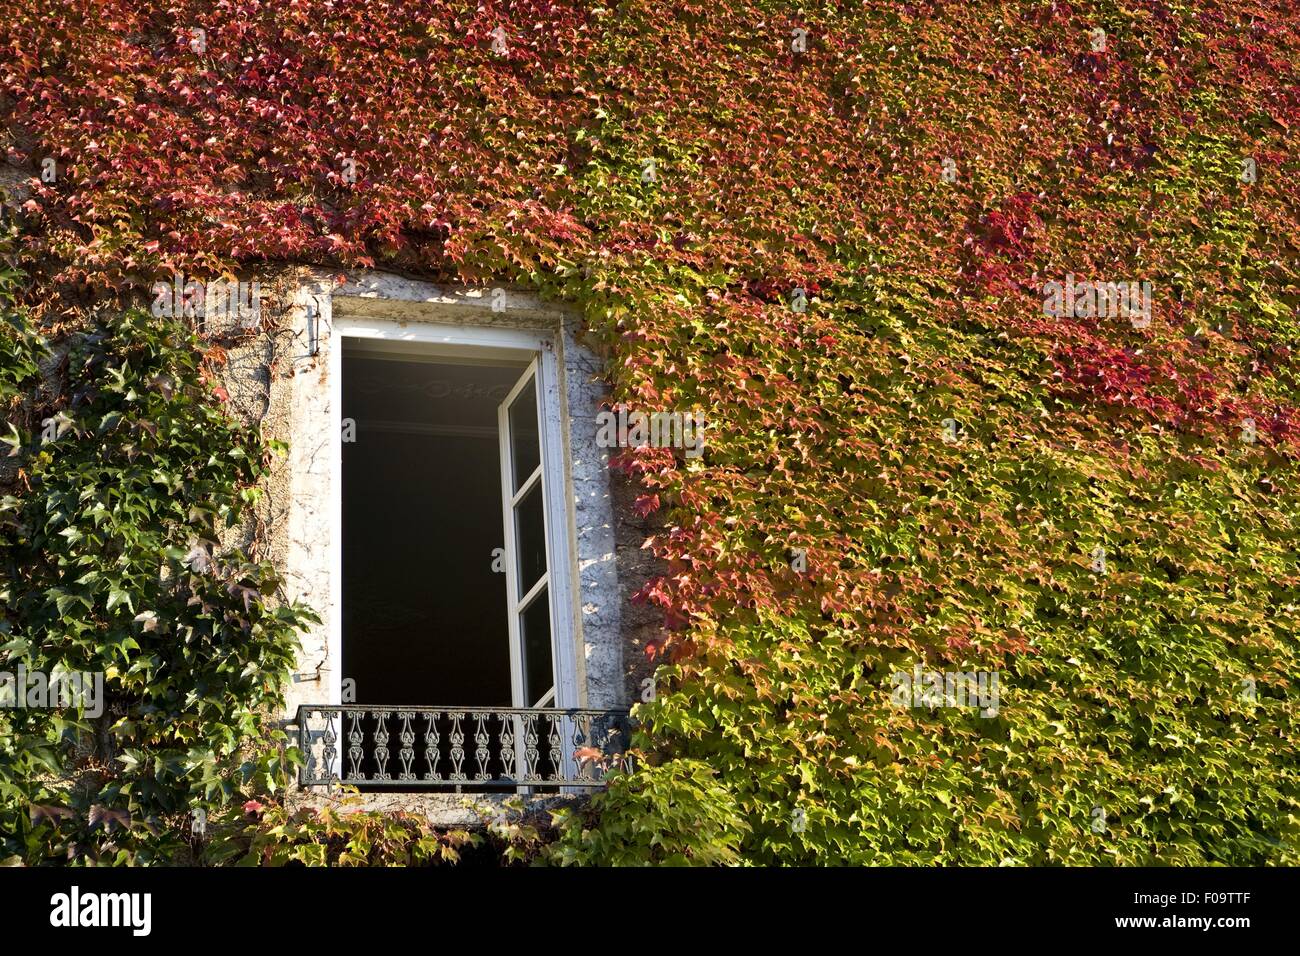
498 358 556 709
327 317 581 712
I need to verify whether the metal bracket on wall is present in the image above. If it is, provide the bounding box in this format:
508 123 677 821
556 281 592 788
305 296 324 356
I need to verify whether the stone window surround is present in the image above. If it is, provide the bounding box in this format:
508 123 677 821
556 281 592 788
281 271 626 757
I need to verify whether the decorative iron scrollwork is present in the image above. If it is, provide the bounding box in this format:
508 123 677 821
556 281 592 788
298 705 631 791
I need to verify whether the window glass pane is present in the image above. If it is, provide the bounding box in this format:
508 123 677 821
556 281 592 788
520 588 554 707
514 482 547 598
508 378 540 492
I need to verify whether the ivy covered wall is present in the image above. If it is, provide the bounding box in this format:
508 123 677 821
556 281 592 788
0 1 1297 864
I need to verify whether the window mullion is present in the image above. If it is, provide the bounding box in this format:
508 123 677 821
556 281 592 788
516 572 550 614
509 464 544 508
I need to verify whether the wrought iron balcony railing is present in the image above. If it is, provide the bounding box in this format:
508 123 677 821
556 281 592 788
296 705 633 791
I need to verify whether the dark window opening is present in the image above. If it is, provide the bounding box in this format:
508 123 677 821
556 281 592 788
342 346 522 703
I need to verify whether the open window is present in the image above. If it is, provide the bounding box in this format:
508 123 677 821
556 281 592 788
294 312 630 794
331 322 581 781
499 360 559 710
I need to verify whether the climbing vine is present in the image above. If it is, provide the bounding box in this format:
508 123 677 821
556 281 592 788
0 255 315 864
1 1 1297 863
